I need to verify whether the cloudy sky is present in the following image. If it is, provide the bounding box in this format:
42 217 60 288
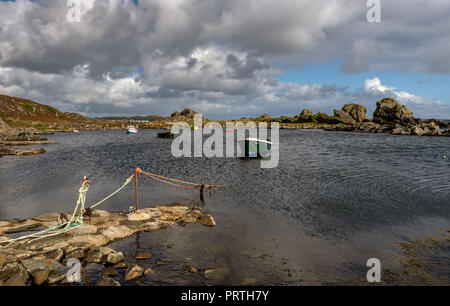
0 0 450 119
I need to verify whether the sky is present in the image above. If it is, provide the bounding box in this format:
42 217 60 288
0 0 450 119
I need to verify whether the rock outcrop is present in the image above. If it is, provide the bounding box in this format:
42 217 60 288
342 104 367 123
373 98 414 124
334 110 357 126
299 109 313 117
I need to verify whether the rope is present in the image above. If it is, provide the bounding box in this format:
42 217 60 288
0 169 223 248
139 169 226 189
0 175 133 248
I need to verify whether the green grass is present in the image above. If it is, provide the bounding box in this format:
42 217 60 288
46 106 57 114
24 103 34 112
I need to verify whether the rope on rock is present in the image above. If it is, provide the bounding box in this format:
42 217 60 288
0 168 224 248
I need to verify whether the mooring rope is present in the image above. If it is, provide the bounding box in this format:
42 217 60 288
0 169 224 248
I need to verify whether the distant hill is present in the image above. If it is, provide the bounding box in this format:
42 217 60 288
0 94 116 130
98 115 164 122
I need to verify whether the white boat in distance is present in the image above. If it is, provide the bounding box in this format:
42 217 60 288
126 125 138 134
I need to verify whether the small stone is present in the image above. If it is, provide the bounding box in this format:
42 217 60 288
96 276 120 286
124 264 144 282
85 247 114 263
144 268 155 275
113 262 129 269
186 266 198 273
101 225 134 241
204 267 229 280
134 251 152 260
199 214 216 227
102 267 118 277
32 269 50 286
107 251 125 264
127 211 151 222
156 260 169 266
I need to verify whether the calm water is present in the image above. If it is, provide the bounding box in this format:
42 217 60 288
0 129 449 285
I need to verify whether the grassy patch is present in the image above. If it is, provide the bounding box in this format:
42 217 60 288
24 103 34 112
46 106 57 114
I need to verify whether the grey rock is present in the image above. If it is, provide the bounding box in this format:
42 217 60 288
96 276 120 286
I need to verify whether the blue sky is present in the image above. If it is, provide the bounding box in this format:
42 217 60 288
276 61 450 103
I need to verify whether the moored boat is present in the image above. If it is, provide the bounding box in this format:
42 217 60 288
239 137 272 158
126 125 138 134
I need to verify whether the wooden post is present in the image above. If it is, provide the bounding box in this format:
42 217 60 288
134 168 139 210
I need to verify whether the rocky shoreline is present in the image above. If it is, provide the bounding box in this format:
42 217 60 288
285 98 450 137
0 204 216 286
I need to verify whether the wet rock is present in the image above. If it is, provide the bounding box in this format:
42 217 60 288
342 104 367 123
32 269 50 285
47 272 66 285
373 98 414 124
144 267 155 275
96 275 120 286
156 260 169 266
134 251 152 260
186 266 198 273
127 211 151 222
101 225 134 241
102 267 118 277
21 258 61 274
204 267 229 280
113 262 129 269
107 251 125 264
85 247 114 264
199 214 216 227
124 264 144 282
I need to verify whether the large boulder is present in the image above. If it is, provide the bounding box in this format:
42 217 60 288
299 109 313 117
180 108 197 118
342 104 367 123
373 98 414 124
334 110 357 126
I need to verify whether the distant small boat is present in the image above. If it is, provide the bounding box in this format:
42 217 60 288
157 130 174 139
126 125 138 134
239 138 272 158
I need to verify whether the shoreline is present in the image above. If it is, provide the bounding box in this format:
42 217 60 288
0 204 216 286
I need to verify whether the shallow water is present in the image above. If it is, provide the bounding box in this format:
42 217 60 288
0 129 449 284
